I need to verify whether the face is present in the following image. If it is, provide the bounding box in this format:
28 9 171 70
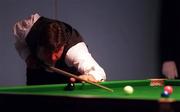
37 46 64 65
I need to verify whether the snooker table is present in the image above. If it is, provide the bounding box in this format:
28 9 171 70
0 79 180 112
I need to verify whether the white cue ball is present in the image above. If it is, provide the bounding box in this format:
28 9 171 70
123 85 134 94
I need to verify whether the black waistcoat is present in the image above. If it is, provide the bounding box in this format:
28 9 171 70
25 17 84 85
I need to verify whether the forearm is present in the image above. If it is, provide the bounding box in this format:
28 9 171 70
65 42 106 82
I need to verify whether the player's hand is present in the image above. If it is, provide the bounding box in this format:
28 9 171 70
162 61 178 79
78 74 98 83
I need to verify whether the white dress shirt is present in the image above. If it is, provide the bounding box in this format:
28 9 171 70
65 42 106 81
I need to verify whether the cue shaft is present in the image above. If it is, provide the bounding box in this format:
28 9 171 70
48 66 114 92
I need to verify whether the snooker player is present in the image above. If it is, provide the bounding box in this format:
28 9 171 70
13 13 106 85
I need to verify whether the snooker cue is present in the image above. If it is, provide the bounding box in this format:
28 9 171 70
47 66 114 92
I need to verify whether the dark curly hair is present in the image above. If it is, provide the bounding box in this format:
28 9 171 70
39 22 67 52
26 17 67 55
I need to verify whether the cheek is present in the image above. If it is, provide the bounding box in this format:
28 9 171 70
52 54 58 61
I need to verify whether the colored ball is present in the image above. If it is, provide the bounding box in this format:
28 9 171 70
164 85 173 94
124 85 134 95
161 91 169 97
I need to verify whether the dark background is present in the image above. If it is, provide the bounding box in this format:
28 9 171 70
0 0 176 86
160 0 180 65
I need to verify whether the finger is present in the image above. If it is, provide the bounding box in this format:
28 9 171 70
79 75 88 81
70 77 76 83
168 73 175 79
175 70 178 77
87 76 98 83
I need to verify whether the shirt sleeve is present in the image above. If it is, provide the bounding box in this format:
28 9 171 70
13 13 40 61
14 39 30 60
65 42 106 81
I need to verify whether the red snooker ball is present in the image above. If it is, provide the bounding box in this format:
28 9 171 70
164 85 173 94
